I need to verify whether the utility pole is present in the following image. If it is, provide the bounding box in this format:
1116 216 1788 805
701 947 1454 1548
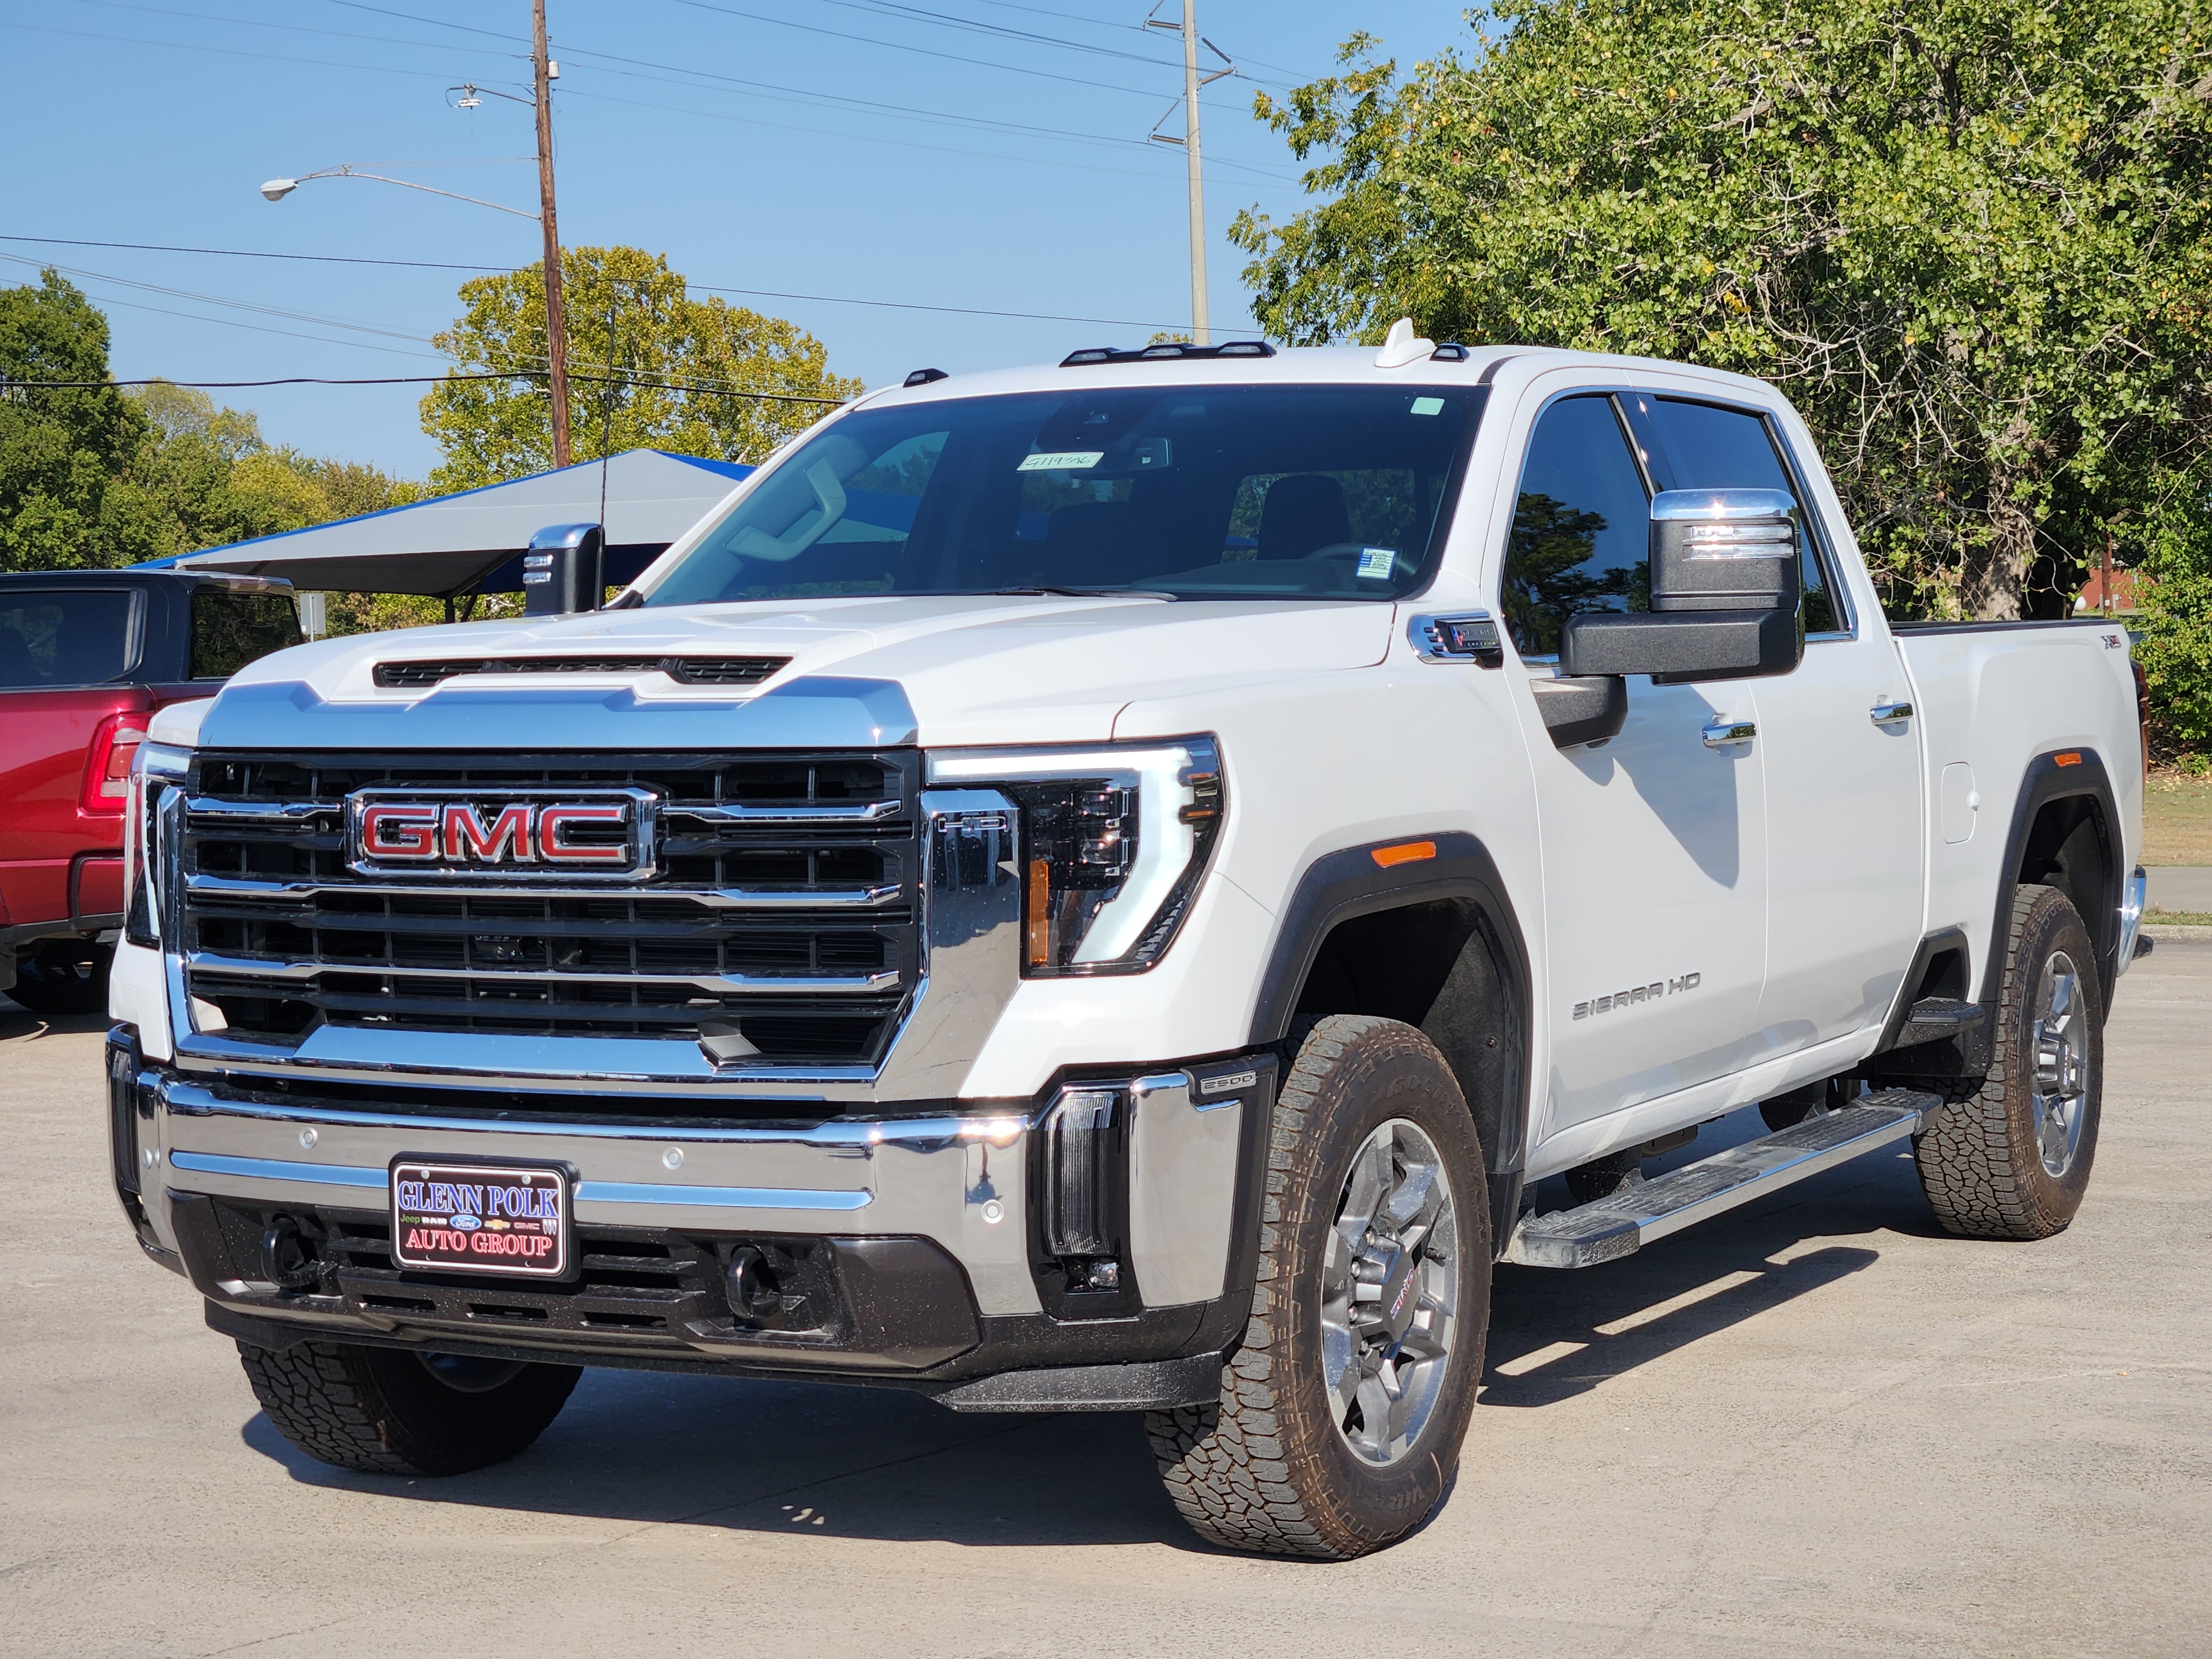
1147 4 1232 346
531 0 571 467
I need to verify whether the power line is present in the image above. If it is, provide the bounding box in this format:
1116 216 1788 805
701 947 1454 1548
15 15 1279 187
0 235 504 274
2 372 847 406
70 0 526 61
663 0 1167 99
0 236 1214 331
556 83 1289 187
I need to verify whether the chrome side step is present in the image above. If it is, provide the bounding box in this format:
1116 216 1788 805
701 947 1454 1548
1505 1089 1945 1269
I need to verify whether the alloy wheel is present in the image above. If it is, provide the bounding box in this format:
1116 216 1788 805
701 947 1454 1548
2030 948 2090 1178
1319 1118 1459 1465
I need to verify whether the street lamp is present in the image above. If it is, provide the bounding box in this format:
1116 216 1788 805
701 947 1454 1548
257 165 540 219
257 0 573 466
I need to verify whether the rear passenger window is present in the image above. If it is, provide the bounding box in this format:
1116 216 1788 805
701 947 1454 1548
1501 395 1650 656
0 590 138 687
190 588 303 680
1654 399 1841 635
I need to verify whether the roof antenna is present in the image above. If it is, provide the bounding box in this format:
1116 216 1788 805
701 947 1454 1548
1374 317 1435 369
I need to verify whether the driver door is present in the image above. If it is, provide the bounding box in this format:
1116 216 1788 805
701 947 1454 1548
1501 390 1771 1136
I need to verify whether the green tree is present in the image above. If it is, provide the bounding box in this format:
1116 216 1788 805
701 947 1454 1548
0 272 149 571
1232 4 2212 622
420 245 864 491
100 384 423 562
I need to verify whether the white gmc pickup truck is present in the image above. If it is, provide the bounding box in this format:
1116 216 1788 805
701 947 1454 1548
107 330 2149 1558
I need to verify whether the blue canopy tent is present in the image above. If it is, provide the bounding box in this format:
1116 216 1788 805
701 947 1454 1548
148 450 754 604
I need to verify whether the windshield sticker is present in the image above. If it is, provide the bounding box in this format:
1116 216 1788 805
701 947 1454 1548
1018 451 1105 472
1410 396 1445 416
1357 548 1396 581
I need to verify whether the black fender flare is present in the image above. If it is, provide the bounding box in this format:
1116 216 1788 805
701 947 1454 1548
1245 831 1533 1183
1985 748 2124 1006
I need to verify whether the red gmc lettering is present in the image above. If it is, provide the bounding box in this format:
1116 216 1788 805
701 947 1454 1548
361 802 440 860
538 803 628 863
442 803 534 863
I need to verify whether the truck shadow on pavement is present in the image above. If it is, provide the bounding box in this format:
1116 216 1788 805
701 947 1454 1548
0 999 108 1041
1483 1131 1931 1409
235 1128 1939 1551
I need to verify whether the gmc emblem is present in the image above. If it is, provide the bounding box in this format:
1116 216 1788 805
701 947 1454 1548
346 788 659 881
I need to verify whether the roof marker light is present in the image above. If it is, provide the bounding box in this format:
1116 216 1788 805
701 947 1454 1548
1058 341 1277 368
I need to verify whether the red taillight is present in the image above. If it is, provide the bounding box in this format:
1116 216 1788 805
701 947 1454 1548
82 713 149 814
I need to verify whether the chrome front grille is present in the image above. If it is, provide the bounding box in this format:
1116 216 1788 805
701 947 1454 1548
177 751 921 1061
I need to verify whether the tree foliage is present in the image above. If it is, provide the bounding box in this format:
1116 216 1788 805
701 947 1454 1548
1232 2 2212 623
1 270 425 574
420 245 863 491
0 272 149 570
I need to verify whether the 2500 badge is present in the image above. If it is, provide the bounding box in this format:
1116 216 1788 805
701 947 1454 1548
389 1159 571 1279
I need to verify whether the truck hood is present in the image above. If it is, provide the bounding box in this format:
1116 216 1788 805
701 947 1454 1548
206 594 1397 749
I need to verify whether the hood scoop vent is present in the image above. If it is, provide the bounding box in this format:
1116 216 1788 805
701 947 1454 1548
374 654 791 691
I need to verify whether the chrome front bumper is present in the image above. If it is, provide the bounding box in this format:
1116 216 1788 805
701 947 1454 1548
151 1074 1043 1315
112 1042 1271 1394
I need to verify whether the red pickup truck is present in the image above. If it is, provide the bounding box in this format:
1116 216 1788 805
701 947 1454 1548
1 570 302 1014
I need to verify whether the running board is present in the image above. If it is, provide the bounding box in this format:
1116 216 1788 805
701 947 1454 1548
1505 1089 1945 1269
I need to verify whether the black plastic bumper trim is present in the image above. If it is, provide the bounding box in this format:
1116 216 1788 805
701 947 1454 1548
934 1353 1223 1412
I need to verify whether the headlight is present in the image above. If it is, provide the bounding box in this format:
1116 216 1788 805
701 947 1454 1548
927 737 1224 975
124 743 192 948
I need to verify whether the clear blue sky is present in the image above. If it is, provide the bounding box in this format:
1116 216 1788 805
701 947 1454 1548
2 1 1479 479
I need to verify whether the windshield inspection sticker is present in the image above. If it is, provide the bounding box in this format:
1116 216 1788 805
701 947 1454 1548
1410 396 1446 416
1357 548 1397 581
1018 451 1105 472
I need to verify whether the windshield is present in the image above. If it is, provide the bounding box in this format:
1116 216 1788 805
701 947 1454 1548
640 384 1486 606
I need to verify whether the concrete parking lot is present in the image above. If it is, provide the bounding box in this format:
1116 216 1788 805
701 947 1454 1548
3 945 2208 1659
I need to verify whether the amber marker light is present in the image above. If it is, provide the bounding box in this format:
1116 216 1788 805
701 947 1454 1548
2054 752 2083 767
1371 839 1437 868
1026 858 1053 967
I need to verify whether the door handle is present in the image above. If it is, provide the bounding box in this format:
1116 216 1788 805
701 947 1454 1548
1702 718 1757 749
1869 700 1914 726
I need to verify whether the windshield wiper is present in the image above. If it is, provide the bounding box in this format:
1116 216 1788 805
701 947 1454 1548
977 586 1177 601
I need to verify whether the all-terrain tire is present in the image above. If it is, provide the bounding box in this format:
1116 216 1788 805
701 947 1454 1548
1913 884 2103 1240
1145 1014 1490 1559
237 1340 581 1475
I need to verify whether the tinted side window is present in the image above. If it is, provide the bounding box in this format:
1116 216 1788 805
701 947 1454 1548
191 588 302 680
0 591 137 687
1655 399 1839 634
1502 395 1650 656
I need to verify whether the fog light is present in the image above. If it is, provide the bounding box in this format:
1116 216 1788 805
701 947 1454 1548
726 1244 781 1324
259 1216 319 1290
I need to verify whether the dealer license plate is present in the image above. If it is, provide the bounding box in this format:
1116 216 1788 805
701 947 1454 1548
389 1157 571 1279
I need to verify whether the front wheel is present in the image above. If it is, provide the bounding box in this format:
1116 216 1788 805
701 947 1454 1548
237 1340 581 1475
1913 884 2103 1239
1146 1015 1490 1558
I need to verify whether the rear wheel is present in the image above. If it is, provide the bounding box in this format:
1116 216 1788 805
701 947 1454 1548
7 940 111 1016
1146 1015 1490 1558
1913 884 2103 1239
237 1340 581 1475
